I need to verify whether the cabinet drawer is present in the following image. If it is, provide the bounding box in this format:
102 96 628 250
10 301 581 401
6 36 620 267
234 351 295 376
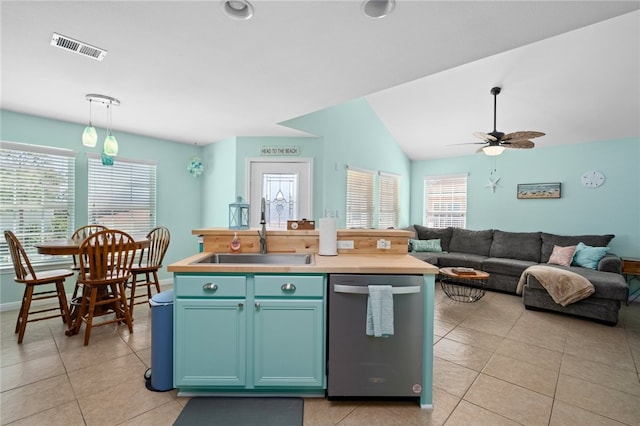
255 275 324 298
175 275 246 298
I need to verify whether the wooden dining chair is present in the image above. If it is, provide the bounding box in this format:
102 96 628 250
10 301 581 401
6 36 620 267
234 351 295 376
4 230 73 344
71 229 135 346
128 226 170 317
69 225 109 306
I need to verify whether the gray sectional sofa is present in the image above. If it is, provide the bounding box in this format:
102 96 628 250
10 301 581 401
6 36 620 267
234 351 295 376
406 225 629 325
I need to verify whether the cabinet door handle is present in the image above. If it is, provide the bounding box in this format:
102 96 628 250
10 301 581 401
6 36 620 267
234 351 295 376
202 283 218 292
281 283 296 292
255 302 260 308
238 302 244 308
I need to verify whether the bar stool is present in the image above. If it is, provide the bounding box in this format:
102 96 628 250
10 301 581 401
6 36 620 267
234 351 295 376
128 226 170 317
4 230 73 344
71 229 135 346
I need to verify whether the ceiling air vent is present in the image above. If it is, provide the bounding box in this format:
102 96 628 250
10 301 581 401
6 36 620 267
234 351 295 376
50 33 107 61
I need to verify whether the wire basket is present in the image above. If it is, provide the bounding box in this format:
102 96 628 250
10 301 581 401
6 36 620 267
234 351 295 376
439 277 486 303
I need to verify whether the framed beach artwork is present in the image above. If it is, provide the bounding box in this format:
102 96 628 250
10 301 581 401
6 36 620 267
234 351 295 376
517 182 561 199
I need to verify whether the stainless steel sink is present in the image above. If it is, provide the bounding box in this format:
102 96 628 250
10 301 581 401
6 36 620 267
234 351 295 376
196 253 314 265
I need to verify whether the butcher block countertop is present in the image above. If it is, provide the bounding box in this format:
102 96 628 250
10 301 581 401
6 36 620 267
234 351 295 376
168 252 438 275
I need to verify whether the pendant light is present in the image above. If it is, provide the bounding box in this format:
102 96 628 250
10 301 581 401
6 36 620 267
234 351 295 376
103 103 118 156
82 94 120 153
81 98 97 147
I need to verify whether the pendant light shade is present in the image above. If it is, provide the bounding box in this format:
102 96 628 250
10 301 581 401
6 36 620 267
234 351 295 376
102 102 118 156
82 125 97 147
103 134 118 156
82 98 98 147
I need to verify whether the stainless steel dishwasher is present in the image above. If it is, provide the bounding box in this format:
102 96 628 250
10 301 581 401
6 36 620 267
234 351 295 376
327 274 424 399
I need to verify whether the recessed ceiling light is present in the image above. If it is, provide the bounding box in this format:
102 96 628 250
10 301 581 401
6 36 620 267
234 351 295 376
362 0 395 19
222 0 254 20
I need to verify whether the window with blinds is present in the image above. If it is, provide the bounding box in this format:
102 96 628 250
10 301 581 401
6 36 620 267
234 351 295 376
424 173 467 228
346 168 375 228
378 172 399 229
346 167 400 229
87 155 157 234
0 141 76 268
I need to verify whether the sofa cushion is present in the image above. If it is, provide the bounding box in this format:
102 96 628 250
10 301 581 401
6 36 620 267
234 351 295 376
526 264 628 300
541 233 614 263
571 242 610 269
547 245 577 267
490 230 542 262
436 252 486 270
410 238 443 252
414 225 453 252
409 252 440 265
449 228 493 256
482 257 537 277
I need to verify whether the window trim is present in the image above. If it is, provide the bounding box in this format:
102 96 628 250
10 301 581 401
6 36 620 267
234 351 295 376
0 140 76 269
423 173 468 229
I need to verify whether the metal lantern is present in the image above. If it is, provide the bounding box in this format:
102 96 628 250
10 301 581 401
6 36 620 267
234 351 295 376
229 196 250 230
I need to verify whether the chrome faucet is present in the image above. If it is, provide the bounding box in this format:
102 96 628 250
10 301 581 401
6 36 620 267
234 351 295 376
258 197 267 254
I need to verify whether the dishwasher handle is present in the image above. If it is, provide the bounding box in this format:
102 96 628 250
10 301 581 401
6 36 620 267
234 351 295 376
333 284 421 295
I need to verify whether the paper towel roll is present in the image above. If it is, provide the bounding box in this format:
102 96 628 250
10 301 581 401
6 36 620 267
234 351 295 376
318 218 337 256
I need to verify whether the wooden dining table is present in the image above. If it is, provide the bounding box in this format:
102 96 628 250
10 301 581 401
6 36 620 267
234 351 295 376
35 233 150 335
35 233 150 256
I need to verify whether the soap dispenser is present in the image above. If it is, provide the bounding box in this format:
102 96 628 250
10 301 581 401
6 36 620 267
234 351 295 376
230 232 241 253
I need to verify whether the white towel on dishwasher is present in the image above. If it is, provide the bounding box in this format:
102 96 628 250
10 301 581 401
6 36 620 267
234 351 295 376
366 285 394 337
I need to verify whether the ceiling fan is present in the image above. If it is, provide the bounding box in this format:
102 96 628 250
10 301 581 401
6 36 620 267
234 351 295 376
469 86 545 156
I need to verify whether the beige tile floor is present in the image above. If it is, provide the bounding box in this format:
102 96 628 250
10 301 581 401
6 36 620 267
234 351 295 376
1 285 639 425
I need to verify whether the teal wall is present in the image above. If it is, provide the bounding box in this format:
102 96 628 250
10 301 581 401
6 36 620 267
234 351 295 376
282 98 412 228
410 138 640 257
1 104 639 307
202 137 237 227
0 110 202 306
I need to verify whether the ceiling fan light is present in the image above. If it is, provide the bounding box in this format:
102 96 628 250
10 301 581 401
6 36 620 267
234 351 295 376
103 134 118 156
483 145 505 156
82 126 97 147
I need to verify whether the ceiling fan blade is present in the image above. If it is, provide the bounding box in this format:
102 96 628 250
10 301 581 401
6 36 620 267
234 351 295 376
475 146 486 154
503 131 545 141
473 131 497 142
450 141 487 146
502 140 535 149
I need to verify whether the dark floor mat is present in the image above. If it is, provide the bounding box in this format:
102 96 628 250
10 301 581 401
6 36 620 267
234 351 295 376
173 397 303 426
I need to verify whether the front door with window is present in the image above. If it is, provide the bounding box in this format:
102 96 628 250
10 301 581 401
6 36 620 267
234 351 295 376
248 160 312 229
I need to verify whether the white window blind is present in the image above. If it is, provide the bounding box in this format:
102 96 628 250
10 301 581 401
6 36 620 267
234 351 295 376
424 173 467 228
378 172 399 229
0 141 76 268
87 155 157 234
346 167 375 229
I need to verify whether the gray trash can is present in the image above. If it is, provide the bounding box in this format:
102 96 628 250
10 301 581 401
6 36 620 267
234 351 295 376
146 289 174 392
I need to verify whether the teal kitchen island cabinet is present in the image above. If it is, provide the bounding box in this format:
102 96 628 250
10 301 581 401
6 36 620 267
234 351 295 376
173 273 326 396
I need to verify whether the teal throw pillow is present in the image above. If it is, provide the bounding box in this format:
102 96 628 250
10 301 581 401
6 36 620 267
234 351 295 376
571 242 609 269
410 238 442 253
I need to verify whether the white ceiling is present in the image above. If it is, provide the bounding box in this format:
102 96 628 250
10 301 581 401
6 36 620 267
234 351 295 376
1 1 639 160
